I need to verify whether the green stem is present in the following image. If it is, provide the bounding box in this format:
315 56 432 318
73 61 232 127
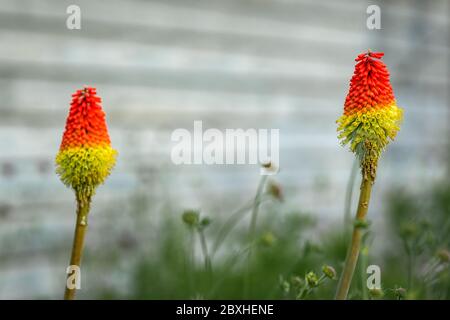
360 245 369 300
344 159 359 240
335 177 373 300
186 229 196 297
296 287 309 300
248 176 268 241
402 238 415 291
244 175 268 298
207 243 255 297
407 243 415 291
64 196 90 300
423 258 440 281
198 228 212 273
211 196 270 256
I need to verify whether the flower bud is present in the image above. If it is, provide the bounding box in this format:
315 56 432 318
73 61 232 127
267 181 283 201
369 288 384 298
260 231 276 247
260 161 278 174
261 161 272 169
394 287 406 299
279 277 290 294
322 265 337 279
400 222 418 238
305 271 319 287
182 210 199 227
437 249 450 263
290 276 303 288
200 217 211 228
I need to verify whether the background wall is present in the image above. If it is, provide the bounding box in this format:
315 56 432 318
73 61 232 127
0 0 448 299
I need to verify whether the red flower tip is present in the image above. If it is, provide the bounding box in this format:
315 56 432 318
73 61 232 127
355 50 384 62
344 51 394 116
60 86 112 150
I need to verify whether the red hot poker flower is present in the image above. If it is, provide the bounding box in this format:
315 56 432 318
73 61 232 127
56 86 117 201
337 51 402 179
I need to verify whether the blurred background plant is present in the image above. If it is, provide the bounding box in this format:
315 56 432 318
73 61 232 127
93 175 450 300
383 182 450 299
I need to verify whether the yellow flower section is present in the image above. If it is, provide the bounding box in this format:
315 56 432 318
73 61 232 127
56 145 117 200
338 104 403 152
337 104 403 179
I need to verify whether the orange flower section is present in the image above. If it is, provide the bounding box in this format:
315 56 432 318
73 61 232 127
343 51 395 116
59 87 111 150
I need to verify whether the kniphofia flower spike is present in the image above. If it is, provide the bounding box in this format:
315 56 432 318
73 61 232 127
337 51 402 180
56 86 117 201
56 86 117 299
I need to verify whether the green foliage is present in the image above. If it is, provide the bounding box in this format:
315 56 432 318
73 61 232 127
88 180 449 300
383 182 450 299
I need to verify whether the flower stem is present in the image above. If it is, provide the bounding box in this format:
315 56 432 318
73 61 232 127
405 240 415 291
186 229 195 296
248 176 268 243
335 177 373 300
360 245 369 300
244 175 268 298
211 196 270 256
344 159 359 240
64 197 90 300
198 228 212 273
